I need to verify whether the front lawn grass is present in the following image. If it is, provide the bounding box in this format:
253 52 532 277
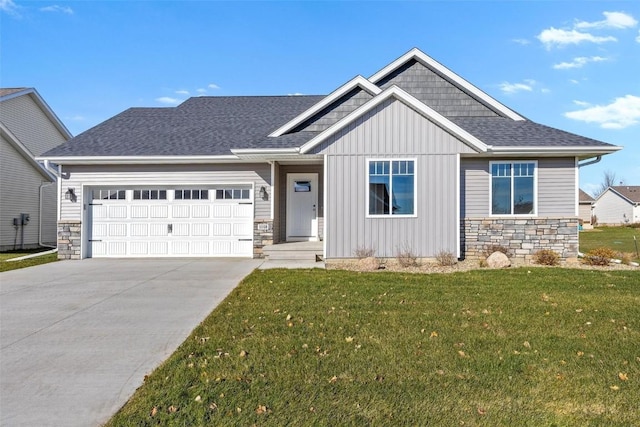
108 268 639 426
580 226 640 262
0 249 58 272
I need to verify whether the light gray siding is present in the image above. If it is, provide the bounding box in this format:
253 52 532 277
0 94 68 156
579 202 593 224
59 163 272 222
377 59 500 118
460 157 577 218
317 98 467 259
593 191 636 224
290 88 373 133
0 138 51 249
276 164 323 243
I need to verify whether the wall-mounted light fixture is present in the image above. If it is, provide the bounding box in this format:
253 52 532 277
259 186 267 200
65 188 77 202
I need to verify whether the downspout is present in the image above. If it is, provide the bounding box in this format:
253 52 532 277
578 156 601 168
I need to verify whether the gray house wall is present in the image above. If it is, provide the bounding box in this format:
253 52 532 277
316 98 475 259
593 190 637 224
460 157 577 218
377 59 500 118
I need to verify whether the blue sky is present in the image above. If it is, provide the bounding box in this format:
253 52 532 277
2 0 638 194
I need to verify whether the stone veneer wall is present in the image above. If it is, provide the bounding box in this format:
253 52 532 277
253 219 273 258
462 217 579 262
57 220 82 260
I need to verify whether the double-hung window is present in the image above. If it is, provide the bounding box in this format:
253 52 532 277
491 161 536 215
368 159 415 216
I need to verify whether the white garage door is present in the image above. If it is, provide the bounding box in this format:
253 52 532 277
88 187 254 257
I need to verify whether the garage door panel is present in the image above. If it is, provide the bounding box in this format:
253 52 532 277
192 205 210 218
108 206 127 219
234 205 253 218
213 205 232 218
233 222 252 237
131 206 148 218
150 242 169 255
108 242 127 256
172 205 190 218
108 224 127 237
89 187 253 258
130 224 148 237
130 242 149 255
150 205 168 218
191 223 210 236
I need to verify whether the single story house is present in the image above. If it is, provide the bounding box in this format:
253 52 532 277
40 48 621 262
1 88 72 251
593 186 640 225
578 189 595 227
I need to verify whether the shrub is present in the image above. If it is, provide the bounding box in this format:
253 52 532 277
628 222 640 229
583 247 618 266
533 249 560 266
354 246 376 259
396 245 418 267
435 250 457 266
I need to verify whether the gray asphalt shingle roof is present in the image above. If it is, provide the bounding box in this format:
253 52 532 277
44 94 614 158
44 96 324 157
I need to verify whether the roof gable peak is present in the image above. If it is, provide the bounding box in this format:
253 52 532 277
369 48 525 121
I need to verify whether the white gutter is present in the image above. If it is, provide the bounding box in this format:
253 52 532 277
37 155 241 165
578 156 602 168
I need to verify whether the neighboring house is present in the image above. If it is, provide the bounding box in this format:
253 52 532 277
40 48 621 262
578 189 595 227
593 186 640 225
1 88 72 251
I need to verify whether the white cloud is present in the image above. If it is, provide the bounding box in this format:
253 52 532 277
537 28 616 49
155 97 182 105
175 90 190 95
573 100 591 107
0 0 19 16
553 56 607 69
637 30 640 43
196 88 207 94
208 83 220 90
565 94 640 129
569 79 580 84
40 5 74 14
512 38 530 45
65 115 85 121
575 11 637 30
498 80 543 95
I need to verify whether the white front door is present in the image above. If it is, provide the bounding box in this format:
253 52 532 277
286 173 318 241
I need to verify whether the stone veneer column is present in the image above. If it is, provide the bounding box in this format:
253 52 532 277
463 217 578 263
57 220 82 260
253 219 273 258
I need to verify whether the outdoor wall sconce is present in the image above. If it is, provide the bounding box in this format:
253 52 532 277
259 186 267 200
65 187 77 202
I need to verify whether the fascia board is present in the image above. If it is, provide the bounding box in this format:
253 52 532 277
1 123 55 181
489 145 623 156
231 148 299 154
299 85 488 154
369 48 526 122
36 155 242 165
268 76 382 137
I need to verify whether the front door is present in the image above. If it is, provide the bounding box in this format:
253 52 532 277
286 173 318 241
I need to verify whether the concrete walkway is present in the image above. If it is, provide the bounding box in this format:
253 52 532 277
0 258 260 427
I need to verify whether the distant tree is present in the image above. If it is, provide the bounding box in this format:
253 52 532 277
595 170 618 197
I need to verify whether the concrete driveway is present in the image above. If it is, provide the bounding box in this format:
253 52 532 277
0 258 260 427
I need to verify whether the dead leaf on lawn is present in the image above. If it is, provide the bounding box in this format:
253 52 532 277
239 350 248 358
195 395 202 402
209 402 218 411
329 376 338 383
345 336 354 343
168 405 178 413
458 350 467 358
477 407 486 415
430 331 438 338
150 406 158 417
619 372 628 381
610 385 620 391
523 341 531 349
256 405 268 415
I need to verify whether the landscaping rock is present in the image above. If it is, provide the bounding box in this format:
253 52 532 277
357 257 380 271
486 251 511 268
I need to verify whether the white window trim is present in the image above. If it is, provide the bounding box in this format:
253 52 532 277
489 160 538 217
366 158 418 218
